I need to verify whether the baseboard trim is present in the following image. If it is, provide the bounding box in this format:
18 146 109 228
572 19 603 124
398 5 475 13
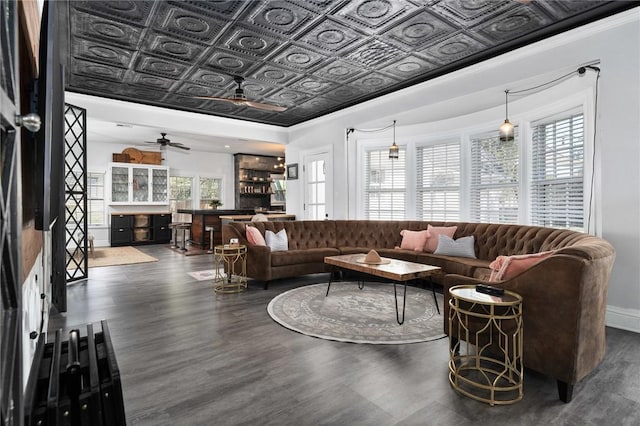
606 305 640 333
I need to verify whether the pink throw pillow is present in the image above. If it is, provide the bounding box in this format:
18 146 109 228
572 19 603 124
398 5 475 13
489 251 553 281
424 225 457 253
246 226 266 246
399 229 430 252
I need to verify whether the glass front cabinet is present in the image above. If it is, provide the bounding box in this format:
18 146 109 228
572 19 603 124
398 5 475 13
109 163 169 205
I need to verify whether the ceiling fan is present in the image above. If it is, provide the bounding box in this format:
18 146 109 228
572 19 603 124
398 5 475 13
144 133 191 150
193 76 287 112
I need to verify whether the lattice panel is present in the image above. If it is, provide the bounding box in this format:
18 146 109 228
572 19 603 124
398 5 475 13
64 104 88 282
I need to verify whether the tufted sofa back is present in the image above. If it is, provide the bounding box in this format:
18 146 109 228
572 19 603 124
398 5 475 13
227 220 605 261
242 220 338 250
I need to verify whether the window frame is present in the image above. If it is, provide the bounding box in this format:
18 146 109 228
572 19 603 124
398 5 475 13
529 108 585 231
415 139 461 222
358 143 407 220
87 171 106 227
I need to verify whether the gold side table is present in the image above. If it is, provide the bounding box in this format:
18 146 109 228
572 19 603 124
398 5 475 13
213 245 247 294
448 285 523 406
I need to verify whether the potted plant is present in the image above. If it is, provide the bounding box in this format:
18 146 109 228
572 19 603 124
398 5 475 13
209 199 223 210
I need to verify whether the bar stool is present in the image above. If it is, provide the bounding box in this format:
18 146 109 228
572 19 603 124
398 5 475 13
176 223 190 251
87 234 95 258
168 223 180 248
205 226 215 253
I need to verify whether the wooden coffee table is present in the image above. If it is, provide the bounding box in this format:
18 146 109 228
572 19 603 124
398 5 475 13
324 254 442 325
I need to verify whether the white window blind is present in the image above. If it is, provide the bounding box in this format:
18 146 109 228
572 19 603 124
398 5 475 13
531 112 584 230
417 142 460 221
87 172 105 226
364 148 405 219
470 132 519 224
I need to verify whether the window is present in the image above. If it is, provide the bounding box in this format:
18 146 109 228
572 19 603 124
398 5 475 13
169 176 193 222
470 132 519 224
531 111 584 230
364 148 405 219
199 177 222 209
305 157 326 220
417 142 460 221
87 172 105 226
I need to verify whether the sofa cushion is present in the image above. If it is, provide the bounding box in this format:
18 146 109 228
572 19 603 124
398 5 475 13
399 229 429 251
266 229 288 252
246 225 266 246
415 252 490 277
473 267 493 281
434 235 476 258
377 248 418 263
271 248 340 267
489 251 553 281
425 225 457 252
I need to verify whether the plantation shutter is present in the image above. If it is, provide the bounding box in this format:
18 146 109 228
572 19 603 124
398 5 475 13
364 148 406 219
531 111 584 230
470 132 519 224
416 142 461 221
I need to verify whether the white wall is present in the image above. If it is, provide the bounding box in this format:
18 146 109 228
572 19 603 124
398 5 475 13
87 138 235 246
285 10 640 332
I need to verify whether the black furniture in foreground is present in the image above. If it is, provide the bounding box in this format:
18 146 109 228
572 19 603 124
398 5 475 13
24 320 126 425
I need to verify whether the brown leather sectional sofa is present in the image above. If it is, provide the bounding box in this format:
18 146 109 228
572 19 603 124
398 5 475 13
223 220 616 402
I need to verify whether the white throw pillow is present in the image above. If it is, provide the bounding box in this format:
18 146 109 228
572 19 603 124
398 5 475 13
434 235 476 258
265 229 288 252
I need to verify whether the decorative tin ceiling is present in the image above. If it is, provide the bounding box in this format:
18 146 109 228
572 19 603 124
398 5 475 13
65 0 636 127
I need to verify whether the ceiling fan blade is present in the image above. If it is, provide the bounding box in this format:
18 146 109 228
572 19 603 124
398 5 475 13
243 100 287 112
193 94 286 111
169 142 191 150
193 95 243 104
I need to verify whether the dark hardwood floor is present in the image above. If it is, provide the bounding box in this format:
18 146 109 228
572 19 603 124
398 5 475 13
49 244 640 425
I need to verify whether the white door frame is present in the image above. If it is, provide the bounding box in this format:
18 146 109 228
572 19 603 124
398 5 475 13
301 146 333 220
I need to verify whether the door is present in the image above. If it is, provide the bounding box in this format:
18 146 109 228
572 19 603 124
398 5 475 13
303 151 332 220
132 166 150 202
111 165 129 202
1 0 23 422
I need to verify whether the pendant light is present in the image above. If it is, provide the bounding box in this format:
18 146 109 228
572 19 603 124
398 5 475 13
499 90 514 142
388 120 399 159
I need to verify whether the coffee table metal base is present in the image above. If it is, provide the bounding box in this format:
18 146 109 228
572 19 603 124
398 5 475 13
325 276 411 325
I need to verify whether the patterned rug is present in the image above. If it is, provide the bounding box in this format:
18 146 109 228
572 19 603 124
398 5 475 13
267 282 446 344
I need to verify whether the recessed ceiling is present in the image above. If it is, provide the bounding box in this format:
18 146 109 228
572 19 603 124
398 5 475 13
64 0 636 127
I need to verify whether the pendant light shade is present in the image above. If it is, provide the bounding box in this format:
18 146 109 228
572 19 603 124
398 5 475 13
499 90 515 142
499 119 514 142
388 120 399 159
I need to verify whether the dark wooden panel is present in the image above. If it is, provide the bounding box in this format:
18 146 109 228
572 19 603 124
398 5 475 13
178 209 253 249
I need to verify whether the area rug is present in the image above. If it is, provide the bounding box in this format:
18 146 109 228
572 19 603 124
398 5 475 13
187 269 217 281
88 246 158 268
267 282 446 344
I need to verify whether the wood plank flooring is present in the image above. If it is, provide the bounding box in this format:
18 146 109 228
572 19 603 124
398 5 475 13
48 244 640 425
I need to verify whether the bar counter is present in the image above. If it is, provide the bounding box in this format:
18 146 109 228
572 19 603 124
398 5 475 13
177 209 254 249
219 214 295 227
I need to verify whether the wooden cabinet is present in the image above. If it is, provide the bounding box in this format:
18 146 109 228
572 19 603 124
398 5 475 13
234 154 285 210
110 213 172 246
109 163 169 205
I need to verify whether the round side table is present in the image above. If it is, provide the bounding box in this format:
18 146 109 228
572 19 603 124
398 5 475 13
213 245 247 294
448 285 523 406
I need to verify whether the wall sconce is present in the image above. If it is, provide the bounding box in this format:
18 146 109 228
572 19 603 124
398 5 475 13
388 120 398 159
499 90 514 142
